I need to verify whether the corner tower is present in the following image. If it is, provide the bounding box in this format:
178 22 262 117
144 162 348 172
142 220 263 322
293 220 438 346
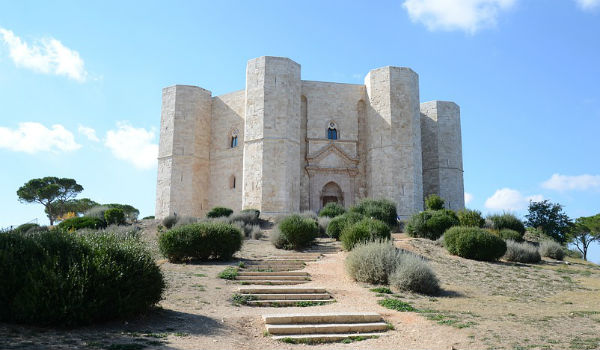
365 67 424 219
242 56 302 216
155 85 212 219
420 101 465 210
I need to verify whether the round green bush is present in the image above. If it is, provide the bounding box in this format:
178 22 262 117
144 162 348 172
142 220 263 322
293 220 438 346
276 214 319 250
104 208 126 225
503 240 541 263
488 213 526 234
340 218 391 251
159 222 243 261
57 216 107 231
345 241 401 284
350 199 398 228
444 226 507 261
425 194 445 210
390 253 440 295
457 209 485 227
206 206 234 218
496 229 523 242
326 212 364 240
0 230 164 326
318 203 346 218
406 209 459 240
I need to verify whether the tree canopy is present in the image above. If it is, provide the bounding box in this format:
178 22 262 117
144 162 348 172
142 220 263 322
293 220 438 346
525 200 572 243
17 177 84 225
569 214 600 261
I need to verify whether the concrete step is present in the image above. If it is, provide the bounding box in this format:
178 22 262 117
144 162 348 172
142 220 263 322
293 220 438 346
266 322 389 335
271 332 385 342
245 261 306 265
243 293 331 301
238 280 309 285
239 287 327 294
237 271 309 277
263 312 382 325
248 299 334 306
242 267 304 272
236 275 310 281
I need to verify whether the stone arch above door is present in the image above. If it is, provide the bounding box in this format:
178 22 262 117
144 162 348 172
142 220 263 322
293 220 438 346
321 181 343 208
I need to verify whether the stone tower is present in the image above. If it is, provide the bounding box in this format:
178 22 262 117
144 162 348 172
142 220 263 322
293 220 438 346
155 85 212 218
365 67 424 219
242 57 302 217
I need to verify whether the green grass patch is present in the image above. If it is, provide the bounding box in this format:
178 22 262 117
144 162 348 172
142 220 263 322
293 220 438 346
194 273 207 277
231 293 256 306
378 298 416 312
294 301 327 307
218 267 239 280
370 287 393 294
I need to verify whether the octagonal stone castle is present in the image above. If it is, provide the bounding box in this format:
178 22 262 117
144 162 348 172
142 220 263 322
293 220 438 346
155 56 464 220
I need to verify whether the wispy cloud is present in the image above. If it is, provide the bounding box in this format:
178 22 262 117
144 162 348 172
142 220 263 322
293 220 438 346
575 0 600 11
104 121 158 170
464 192 474 205
78 125 100 142
0 122 81 153
484 188 542 212
402 0 517 34
0 27 88 82
541 174 600 191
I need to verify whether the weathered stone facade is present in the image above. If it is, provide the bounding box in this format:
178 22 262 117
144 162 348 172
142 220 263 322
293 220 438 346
156 56 464 219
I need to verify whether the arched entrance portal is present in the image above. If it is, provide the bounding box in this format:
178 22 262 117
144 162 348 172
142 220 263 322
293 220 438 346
321 182 343 208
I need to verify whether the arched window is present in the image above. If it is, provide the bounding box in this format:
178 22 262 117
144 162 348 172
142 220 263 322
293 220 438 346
230 128 239 148
327 122 338 140
230 175 236 189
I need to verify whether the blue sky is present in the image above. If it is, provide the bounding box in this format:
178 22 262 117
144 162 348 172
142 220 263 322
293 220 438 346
1 0 599 262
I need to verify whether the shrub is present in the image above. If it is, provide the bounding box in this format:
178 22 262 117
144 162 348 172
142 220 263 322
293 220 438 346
241 208 260 218
425 194 445 211
389 253 439 295
104 203 139 222
270 226 287 249
317 216 331 236
457 209 485 227
539 240 565 260
14 223 40 234
218 266 238 280
326 212 364 240
496 229 523 242
84 205 109 222
350 199 398 228
340 218 391 251
162 214 178 229
406 210 459 240
142 216 155 220
444 226 507 261
173 216 199 228
230 211 259 226
206 206 233 218
57 217 106 231
488 213 526 235
0 230 164 326
275 214 319 250
503 240 541 263
250 225 263 240
104 208 126 225
345 241 401 284
158 222 243 261
318 203 346 218
299 210 318 221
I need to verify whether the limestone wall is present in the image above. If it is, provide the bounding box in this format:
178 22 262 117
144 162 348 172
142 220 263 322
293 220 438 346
420 101 465 210
208 90 245 211
365 67 424 219
155 85 212 219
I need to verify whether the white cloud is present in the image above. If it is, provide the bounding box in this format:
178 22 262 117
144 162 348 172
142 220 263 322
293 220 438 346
0 122 81 153
402 0 516 34
575 0 600 11
541 173 600 191
464 192 474 205
0 27 87 82
484 188 542 211
105 121 158 170
78 125 99 142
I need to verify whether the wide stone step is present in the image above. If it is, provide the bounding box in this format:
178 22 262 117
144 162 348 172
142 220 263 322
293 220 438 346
263 312 382 325
238 280 309 285
242 267 304 272
244 293 331 301
271 332 385 342
239 287 327 294
236 275 310 281
237 271 309 276
248 299 334 306
245 261 306 265
266 322 389 335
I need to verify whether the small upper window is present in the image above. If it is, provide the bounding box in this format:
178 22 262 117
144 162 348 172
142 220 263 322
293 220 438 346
327 122 338 140
230 128 239 148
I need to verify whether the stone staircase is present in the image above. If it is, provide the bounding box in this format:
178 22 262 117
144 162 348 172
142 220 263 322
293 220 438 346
235 271 311 285
237 286 334 306
263 312 389 343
